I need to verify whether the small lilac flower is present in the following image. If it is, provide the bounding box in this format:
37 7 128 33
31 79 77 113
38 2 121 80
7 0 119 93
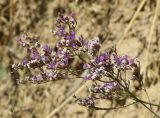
128 59 136 67
84 37 101 56
16 37 22 43
54 26 65 36
83 63 91 69
113 55 121 66
76 96 95 107
69 12 76 25
84 74 92 80
95 53 109 64
103 82 119 91
64 31 76 40
41 55 50 63
16 34 27 43
26 48 31 53
45 71 66 80
64 35 71 40
113 54 136 69
70 31 76 40
47 61 56 69
120 55 129 65
31 75 43 83
42 45 52 54
21 59 28 66
31 76 38 82
56 14 67 24
72 42 78 48
31 50 40 60
90 82 120 100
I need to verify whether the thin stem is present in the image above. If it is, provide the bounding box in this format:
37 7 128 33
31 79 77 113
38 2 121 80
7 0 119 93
97 79 116 84
141 102 160 118
138 58 152 110
77 54 86 62
141 80 152 110
106 72 160 117
69 67 83 72
138 99 160 107
91 101 137 110
68 73 83 79
72 47 86 62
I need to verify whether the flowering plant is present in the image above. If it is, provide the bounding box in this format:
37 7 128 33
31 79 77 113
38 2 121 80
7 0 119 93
12 13 160 117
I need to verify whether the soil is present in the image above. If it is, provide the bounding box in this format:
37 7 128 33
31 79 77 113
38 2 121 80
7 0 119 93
0 0 160 118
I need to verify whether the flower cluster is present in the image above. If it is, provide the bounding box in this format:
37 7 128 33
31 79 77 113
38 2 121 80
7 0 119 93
83 48 138 81
12 13 152 114
83 52 113 80
75 47 141 107
113 54 136 70
74 81 120 107
12 33 68 83
12 13 102 84
54 13 84 54
74 96 95 107
13 34 45 70
83 37 101 56
12 13 139 104
90 81 120 99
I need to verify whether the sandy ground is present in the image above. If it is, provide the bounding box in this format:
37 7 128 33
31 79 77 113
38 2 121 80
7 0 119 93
0 0 160 118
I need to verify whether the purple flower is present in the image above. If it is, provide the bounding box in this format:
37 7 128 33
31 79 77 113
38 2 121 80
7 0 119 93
55 13 76 29
31 75 43 83
103 82 119 91
120 55 129 65
56 14 67 23
69 12 76 24
84 37 101 55
128 59 136 67
46 71 66 80
31 76 38 81
70 31 75 40
83 63 91 69
64 35 71 40
64 31 76 40
41 55 50 63
90 82 120 100
42 45 52 54
83 52 112 80
47 61 56 69
72 42 78 48
113 55 121 65
95 53 109 64
113 54 136 69
55 26 65 36
84 74 92 80
16 37 21 43
76 96 95 107
31 50 40 60
27 48 31 53
21 59 28 66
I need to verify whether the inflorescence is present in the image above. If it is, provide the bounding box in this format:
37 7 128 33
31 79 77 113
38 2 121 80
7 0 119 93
12 12 160 117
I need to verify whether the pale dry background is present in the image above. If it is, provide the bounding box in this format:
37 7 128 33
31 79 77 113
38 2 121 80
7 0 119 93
0 0 160 118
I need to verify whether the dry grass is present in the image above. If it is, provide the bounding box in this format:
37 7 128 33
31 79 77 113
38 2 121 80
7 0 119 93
0 0 160 118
